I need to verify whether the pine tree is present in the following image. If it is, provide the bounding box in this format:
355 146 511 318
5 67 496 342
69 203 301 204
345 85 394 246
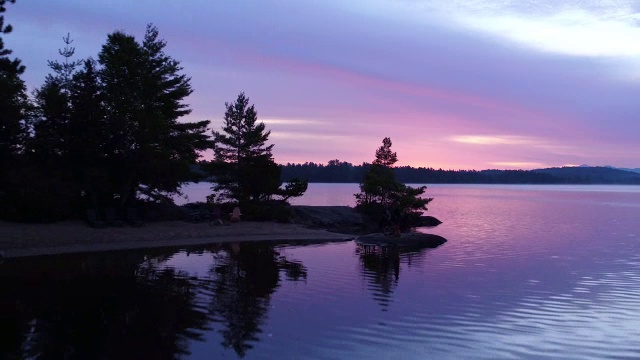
0 0 24 75
210 92 275 203
31 33 81 160
0 0 26 163
98 24 211 206
68 58 110 208
18 34 85 220
373 137 398 167
0 0 30 218
209 92 306 206
355 138 432 233
0 68 27 159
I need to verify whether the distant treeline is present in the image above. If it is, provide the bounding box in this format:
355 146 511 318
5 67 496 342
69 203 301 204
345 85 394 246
278 160 640 185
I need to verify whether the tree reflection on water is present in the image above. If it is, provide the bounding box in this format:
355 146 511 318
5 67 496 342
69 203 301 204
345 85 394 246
205 243 307 357
0 243 307 359
1 249 209 359
356 240 445 311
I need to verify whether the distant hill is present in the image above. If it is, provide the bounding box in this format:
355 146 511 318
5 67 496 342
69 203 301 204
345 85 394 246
532 166 640 185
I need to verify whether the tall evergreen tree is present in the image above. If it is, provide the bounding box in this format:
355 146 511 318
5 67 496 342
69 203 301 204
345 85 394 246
68 58 109 208
0 65 27 159
0 0 30 218
21 34 84 220
210 92 274 204
30 33 81 160
98 24 211 206
0 0 25 163
209 92 306 206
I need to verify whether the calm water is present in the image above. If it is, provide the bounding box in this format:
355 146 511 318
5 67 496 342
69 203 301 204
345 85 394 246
3 184 640 359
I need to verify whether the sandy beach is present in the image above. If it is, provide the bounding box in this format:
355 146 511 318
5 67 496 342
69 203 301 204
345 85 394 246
0 220 353 258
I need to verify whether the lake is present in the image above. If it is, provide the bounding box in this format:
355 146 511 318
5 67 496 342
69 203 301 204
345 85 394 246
3 183 640 359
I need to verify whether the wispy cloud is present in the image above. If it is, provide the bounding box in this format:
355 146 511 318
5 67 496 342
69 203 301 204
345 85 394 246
270 132 351 141
450 135 536 146
261 118 324 126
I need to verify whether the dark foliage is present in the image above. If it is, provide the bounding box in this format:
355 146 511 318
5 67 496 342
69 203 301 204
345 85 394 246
1 24 212 222
355 138 432 233
0 0 24 75
98 25 211 208
207 92 307 219
0 0 33 220
0 251 210 359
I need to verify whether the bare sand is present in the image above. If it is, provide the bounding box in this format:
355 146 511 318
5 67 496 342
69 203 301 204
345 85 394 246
0 220 353 258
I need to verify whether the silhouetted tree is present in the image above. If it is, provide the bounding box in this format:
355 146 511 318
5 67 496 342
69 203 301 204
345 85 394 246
208 92 307 209
209 92 273 204
373 137 397 167
0 61 28 207
25 35 103 220
0 0 26 173
0 0 35 219
98 24 211 207
68 59 110 208
0 0 23 75
30 33 81 160
0 0 27 162
0 65 27 175
355 138 432 232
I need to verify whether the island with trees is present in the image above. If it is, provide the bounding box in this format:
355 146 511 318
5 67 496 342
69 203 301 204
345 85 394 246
353 137 446 247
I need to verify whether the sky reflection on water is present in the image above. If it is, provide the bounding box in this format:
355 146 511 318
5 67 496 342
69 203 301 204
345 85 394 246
3 184 640 359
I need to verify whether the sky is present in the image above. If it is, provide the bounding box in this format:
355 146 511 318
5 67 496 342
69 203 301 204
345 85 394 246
5 0 640 170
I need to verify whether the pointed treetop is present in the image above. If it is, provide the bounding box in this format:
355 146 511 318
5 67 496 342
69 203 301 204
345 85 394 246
373 137 398 167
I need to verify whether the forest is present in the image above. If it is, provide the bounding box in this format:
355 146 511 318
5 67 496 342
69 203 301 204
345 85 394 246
0 2 304 222
280 161 640 185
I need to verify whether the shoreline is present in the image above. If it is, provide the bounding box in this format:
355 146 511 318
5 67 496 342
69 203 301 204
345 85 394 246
0 220 354 259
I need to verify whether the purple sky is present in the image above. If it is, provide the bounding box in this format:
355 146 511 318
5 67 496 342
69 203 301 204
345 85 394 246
6 0 640 169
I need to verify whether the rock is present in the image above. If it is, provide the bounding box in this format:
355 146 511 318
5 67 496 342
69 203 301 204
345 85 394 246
291 206 442 234
291 206 374 234
415 215 442 227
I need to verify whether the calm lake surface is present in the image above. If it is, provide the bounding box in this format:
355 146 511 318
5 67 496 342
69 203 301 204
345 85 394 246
3 183 640 359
